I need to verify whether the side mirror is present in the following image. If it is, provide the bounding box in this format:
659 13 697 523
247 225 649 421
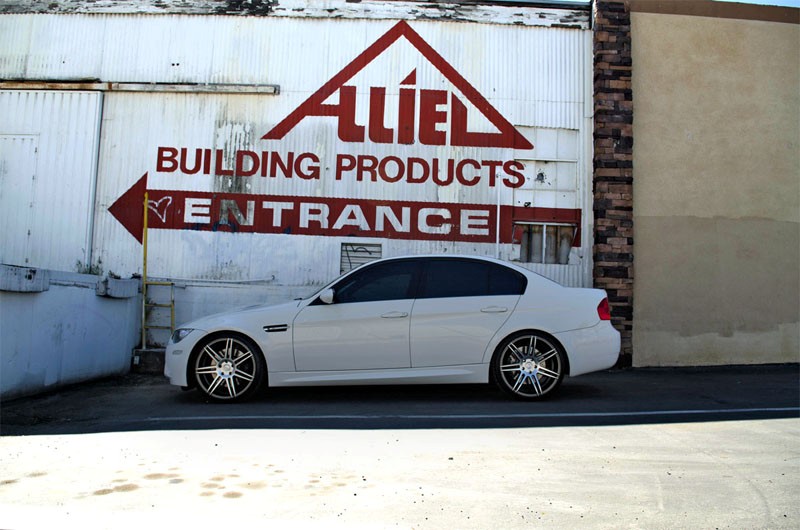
319 288 335 305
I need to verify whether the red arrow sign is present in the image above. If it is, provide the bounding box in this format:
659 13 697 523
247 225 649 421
108 173 149 243
108 175 581 245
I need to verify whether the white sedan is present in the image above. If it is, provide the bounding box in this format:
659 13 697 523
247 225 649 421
165 255 620 402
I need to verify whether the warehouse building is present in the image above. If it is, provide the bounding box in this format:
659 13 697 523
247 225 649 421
1 0 797 398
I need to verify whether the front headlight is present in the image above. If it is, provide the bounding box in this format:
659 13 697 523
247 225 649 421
171 328 195 344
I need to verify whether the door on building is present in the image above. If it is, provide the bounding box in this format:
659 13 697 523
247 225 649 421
0 90 102 271
0 134 38 267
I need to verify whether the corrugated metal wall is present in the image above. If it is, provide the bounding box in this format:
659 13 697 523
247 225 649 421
0 8 593 288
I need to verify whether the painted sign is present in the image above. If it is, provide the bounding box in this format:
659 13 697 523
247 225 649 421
262 21 532 150
108 21 579 244
109 173 580 245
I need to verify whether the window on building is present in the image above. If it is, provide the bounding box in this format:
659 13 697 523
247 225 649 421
340 243 382 274
516 223 576 265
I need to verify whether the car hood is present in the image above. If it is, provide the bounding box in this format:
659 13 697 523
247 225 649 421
180 299 304 332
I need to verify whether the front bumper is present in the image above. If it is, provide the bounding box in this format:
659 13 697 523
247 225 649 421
164 329 205 387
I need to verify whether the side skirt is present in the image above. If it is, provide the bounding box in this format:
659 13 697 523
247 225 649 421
269 364 490 387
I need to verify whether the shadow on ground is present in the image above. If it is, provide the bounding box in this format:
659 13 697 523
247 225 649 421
1 365 798 435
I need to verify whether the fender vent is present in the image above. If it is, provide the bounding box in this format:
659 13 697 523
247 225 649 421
263 324 289 333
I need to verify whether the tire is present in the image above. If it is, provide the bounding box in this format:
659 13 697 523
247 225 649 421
191 333 266 402
491 331 566 400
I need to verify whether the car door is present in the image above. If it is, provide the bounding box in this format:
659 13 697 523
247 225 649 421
292 259 420 371
410 259 526 367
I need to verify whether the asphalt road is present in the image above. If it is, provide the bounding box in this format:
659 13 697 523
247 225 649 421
1 365 798 529
2 364 798 434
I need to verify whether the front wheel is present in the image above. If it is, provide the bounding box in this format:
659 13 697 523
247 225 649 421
191 334 266 402
491 331 566 400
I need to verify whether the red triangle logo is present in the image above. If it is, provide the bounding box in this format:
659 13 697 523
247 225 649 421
262 20 533 150
400 69 417 86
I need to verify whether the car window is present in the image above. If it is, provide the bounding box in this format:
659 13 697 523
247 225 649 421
333 260 418 304
419 259 526 299
488 263 527 295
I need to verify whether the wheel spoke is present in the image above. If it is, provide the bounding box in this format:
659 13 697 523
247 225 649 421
234 370 255 383
507 343 525 362
500 363 521 372
512 373 527 393
224 338 234 358
203 345 223 363
537 349 558 364
537 366 560 380
529 335 536 356
234 351 254 366
195 365 217 375
530 375 544 396
207 375 224 396
226 378 237 398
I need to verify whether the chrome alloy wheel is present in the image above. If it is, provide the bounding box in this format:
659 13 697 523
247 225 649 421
494 333 564 399
193 336 261 401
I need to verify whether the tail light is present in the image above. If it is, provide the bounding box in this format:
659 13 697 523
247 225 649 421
597 298 612 321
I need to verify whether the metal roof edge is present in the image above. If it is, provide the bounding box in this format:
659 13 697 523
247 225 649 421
0 0 591 28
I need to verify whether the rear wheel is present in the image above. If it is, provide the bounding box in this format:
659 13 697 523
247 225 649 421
491 331 566 400
192 334 265 402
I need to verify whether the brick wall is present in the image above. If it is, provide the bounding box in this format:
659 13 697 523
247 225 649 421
593 0 633 365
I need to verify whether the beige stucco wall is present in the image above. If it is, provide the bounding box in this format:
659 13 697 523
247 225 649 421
631 12 799 366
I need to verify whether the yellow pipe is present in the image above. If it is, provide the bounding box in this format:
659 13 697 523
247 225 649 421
142 190 148 349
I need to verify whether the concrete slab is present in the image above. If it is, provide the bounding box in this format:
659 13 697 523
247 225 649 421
0 420 798 528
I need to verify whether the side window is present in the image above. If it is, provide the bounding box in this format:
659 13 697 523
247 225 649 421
488 263 527 295
333 261 418 304
419 260 490 298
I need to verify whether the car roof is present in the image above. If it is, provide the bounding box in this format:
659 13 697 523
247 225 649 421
363 254 562 286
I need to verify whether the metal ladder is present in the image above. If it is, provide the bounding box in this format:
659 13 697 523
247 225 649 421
142 280 175 348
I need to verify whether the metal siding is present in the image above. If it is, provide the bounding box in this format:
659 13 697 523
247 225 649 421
0 14 586 97
0 14 29 77
0 90 102 270
2 13 592 288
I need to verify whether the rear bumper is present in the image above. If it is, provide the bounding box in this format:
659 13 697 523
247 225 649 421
554 321 621 377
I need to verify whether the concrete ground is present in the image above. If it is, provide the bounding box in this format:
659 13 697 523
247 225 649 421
1 365 798 529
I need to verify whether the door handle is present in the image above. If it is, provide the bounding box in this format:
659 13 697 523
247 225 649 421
481 306 508 313
381 311 409 318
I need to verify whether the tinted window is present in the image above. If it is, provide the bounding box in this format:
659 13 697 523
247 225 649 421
333 260 418 304
488 263 527 295
419 259 526 299
419 260 489 298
